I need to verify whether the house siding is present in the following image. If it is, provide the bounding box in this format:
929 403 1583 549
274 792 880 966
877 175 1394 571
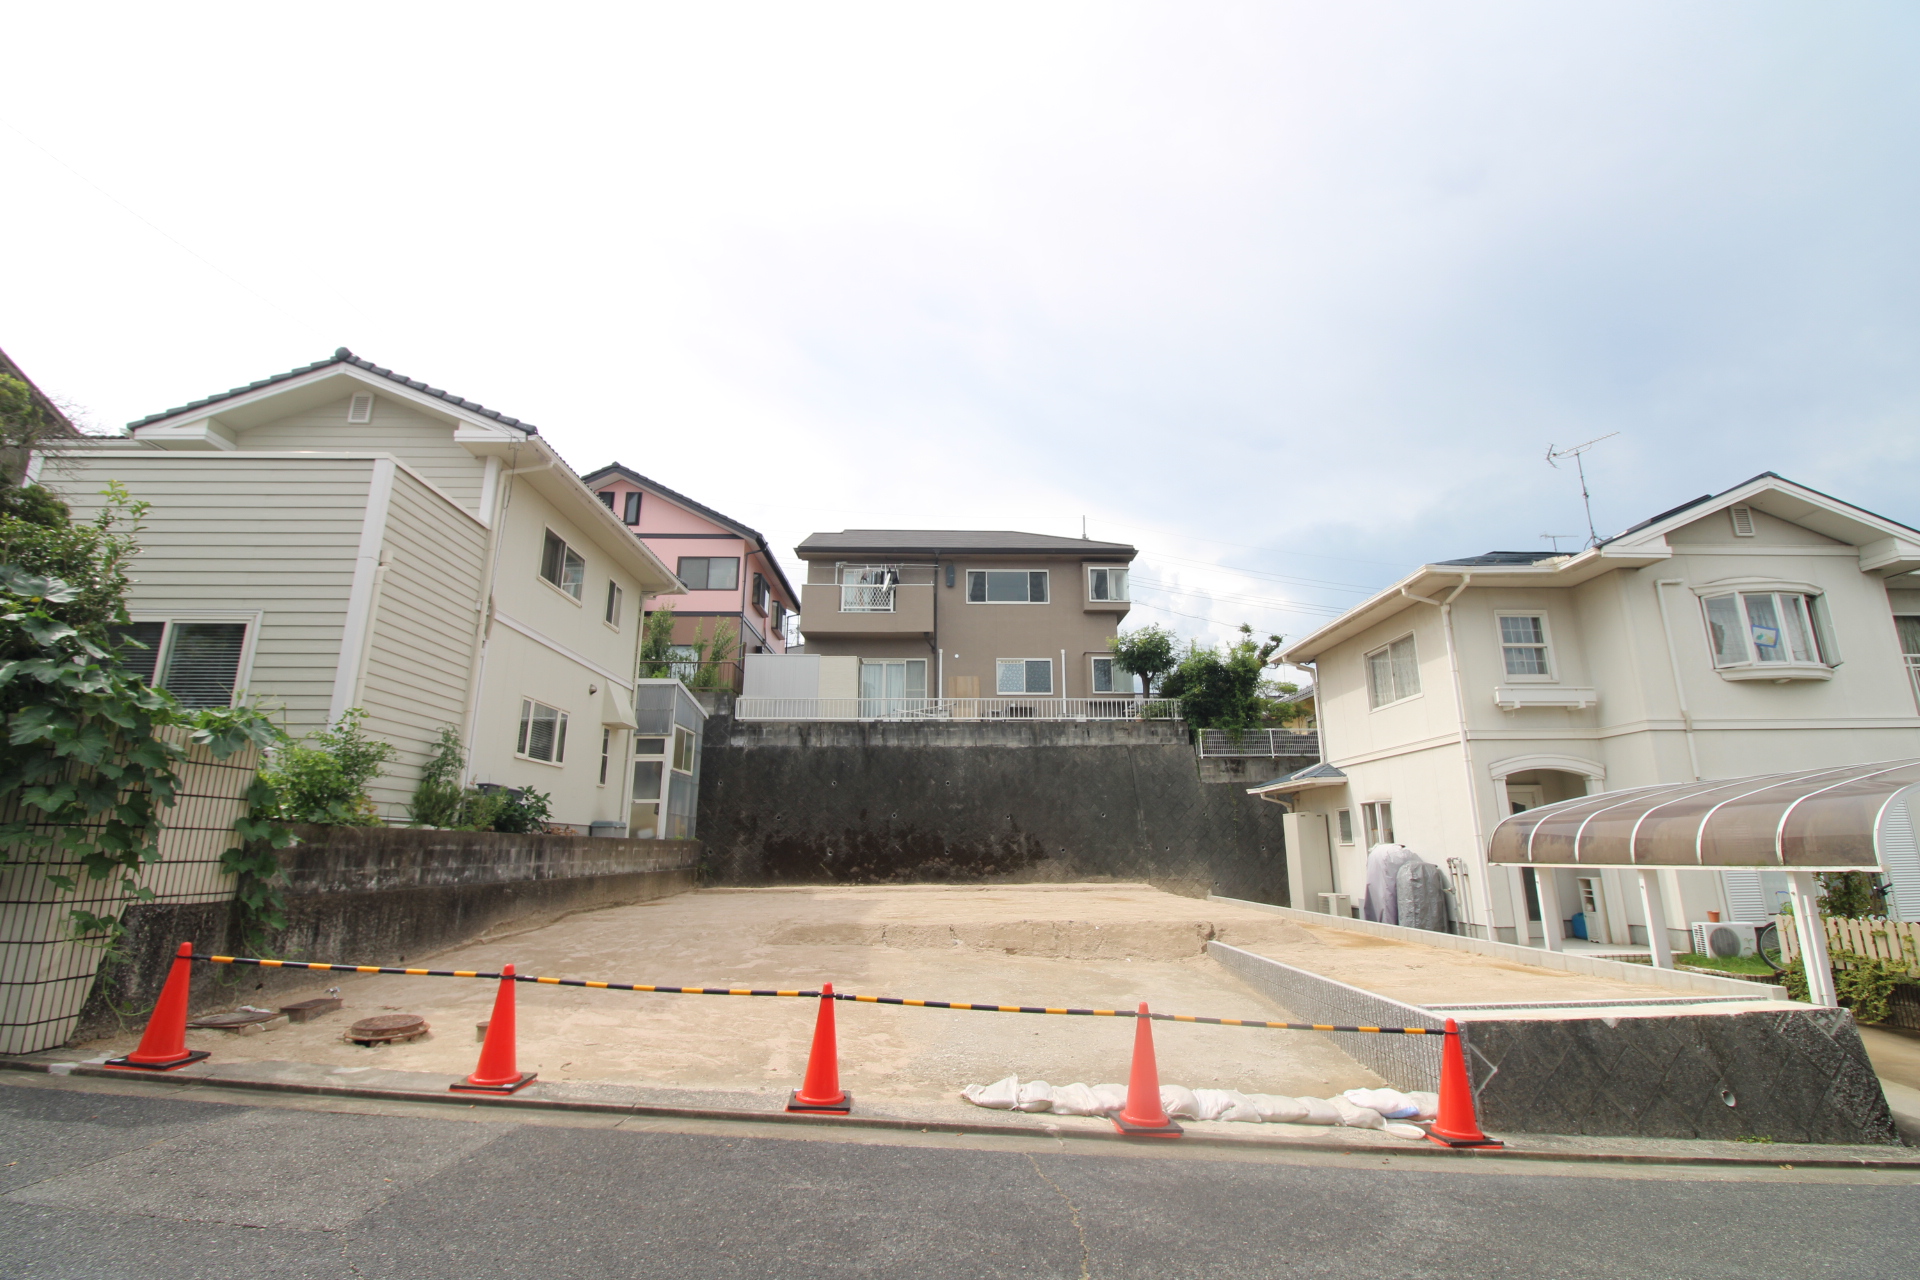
235 394 488 514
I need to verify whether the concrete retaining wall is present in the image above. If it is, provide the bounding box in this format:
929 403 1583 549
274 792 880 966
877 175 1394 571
697 709 1293 901
67 828 698 1043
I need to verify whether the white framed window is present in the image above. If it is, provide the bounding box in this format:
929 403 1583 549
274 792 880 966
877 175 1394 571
1496 613 1552 679
1090 654 1122 694
604 581 624 629
1363 634 1420 708
111 617 254 708
671 725 697 775
1700 589 1836 674
1087 566 1129 603
1362 801 1394 848
677 556 740 591
347 393 373 424
599 727 612 785
517 699 569 764
996 658 1054 695
967 570 1049 604
540 529 585 601
1336 809 1354 845
860 659 927 707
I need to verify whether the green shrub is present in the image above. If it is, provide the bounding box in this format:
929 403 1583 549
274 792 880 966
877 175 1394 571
452 785 551 834
262 708 396 826
1158 625 1284 730
409 726 466 827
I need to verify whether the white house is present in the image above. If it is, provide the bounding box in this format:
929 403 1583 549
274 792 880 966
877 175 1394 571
34 349 686 832
1255 473 1920 949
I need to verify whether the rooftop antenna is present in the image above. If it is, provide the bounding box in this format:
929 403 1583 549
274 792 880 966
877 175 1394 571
1545 433 1618 548
1081 515 1088 540
1539 533 1583 553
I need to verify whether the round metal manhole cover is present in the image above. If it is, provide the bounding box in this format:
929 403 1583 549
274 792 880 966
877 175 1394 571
187 1010 276 1030
347 1014 429 1044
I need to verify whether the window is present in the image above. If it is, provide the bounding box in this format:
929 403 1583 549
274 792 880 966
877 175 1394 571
677 557 739 591
604 581 624 628
1897 616 1920 656
1497 614 1552 678
540 530 585 600
517 699 569 763
1362 801 1394 848
110 620 251 708
1090 655 1119 693
996 658 1054 695
1336 809 1354 845
623 491 642 525
598 490 615 510
347 393 373 424
1701 591 1834 669
671 725 696 774
840 565 896 612
752 573 771 615
770 600 787 640
1364 634 1420 708
860 659 927 710
1087 566 1129 602
599 727 612 785
967 570 1049 603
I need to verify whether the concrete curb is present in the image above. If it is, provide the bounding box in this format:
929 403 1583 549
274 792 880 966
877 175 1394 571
5 1054 1916 1170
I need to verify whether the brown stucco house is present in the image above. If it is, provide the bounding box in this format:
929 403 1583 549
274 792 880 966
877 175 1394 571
740 529 1147 718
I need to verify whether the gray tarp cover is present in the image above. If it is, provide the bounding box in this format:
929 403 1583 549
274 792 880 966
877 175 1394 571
1487 759 1920 870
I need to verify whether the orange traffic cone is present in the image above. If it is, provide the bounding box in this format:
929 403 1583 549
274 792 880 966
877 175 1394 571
450 964 537 1094
106 942 211 1072
787 982 852 1113
1112 1002 1182 1136
1427 1018 1501 1148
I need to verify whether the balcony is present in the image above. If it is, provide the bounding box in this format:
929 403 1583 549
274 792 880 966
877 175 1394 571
736 696 1184 722
799 582 934 636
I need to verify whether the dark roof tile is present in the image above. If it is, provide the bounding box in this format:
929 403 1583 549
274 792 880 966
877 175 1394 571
797 529 1137 557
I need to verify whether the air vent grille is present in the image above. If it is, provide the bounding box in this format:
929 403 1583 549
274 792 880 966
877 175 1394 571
1729 505 1755 537
348 393 373 424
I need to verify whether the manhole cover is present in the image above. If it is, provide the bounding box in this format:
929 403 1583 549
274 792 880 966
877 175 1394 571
347 1014 429 1045
187 1010 277 1030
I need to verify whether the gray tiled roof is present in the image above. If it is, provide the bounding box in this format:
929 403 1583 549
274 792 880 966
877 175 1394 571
797 529 1137 557
127 348 538 433
1256 761 1344 788
1430 550 1563 567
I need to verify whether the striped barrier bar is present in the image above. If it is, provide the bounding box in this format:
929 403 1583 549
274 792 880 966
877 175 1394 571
191 955 1437 1034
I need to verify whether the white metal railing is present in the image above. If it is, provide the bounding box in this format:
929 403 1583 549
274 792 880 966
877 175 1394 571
840 584 896 612
1194 728 1320 758
736 697 1184 723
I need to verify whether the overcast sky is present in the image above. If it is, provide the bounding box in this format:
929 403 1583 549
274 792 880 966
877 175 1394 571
5 3 1917 663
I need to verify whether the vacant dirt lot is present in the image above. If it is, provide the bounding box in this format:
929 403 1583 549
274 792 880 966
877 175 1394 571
76 884 1672 1102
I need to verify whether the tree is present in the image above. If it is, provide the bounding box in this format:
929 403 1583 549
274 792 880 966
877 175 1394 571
1158 624 1285 730
1108 624 1178 698
0 374 72 526
638 603 677 678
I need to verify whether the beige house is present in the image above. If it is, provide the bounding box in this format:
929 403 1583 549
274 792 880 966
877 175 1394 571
740 530 1144 717
33 349 684 830
1255 473 1920 948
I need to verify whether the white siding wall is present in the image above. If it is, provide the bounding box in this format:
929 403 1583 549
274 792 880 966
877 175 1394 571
235 394 488 514
357 468 490 817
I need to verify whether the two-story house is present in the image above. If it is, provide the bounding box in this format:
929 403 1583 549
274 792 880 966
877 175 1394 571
1253 473 1920 948
738 530 1141 717
578 463 800 680
33 349 686 832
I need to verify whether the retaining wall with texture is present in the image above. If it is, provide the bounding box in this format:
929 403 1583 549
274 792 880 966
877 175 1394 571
68 827 698 1042
697 707 1292 901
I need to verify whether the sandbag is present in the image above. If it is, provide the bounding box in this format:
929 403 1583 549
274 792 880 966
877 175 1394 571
1049 1083 1105 1116
1215 1091 1264 1123
1015 1080 1055 1112
1295 1097 1343 1125
1407 1091 1440 1120
1343 1087 1420 1119
962 1076 1020 1109
1159 1085 1202 1119
1383 1122 1428 1140
1189 1088 1237 1121
1247 1094 1311 1124
1330 1097 1387 1129
1091 1083 1130 1114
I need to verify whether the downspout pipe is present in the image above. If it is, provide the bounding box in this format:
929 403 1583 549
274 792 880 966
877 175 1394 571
1654 579 1703 782
1401 574 1500 936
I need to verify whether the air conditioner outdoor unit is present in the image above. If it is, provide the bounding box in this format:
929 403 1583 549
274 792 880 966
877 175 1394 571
1690 921 1761 959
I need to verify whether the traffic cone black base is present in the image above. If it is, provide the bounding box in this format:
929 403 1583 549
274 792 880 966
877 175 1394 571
786 1090 854 1114
1426 1131 1503 1149
1112 1113 1183 1137
104 1049 209 1072
449 1072 537 1095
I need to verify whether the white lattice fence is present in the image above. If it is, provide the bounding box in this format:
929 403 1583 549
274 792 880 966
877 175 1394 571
0 730 257 1054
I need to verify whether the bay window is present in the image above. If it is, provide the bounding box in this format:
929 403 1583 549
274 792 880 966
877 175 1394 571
1700 589 1836 676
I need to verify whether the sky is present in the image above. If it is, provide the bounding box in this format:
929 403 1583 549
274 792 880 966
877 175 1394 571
4 2 1918 669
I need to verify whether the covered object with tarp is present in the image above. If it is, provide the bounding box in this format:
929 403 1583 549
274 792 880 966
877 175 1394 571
1487 759 1920 1007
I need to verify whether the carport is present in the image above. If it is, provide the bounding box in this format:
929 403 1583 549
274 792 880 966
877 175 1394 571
1487 759 1920 1007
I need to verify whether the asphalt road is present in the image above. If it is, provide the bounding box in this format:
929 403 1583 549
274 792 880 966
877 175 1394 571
2 1076 1917 1280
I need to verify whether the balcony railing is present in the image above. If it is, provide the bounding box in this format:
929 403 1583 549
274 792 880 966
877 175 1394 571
736 696 1184 723
840 584 895 612
1909 654 1920 708
1194 728 1320 758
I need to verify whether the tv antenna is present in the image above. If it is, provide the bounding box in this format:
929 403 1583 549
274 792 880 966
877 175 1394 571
1539 533 1583 553
1545 433 1618 548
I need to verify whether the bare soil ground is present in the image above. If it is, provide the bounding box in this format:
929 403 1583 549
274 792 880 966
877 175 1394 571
75 884 1676 1102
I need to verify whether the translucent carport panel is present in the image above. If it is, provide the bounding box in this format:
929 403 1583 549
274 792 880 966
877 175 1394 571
1696 764 1887 867
1779 763 1920 870
1487 807 1553 865
1569 783 1707 865
1523 792 1647 865
1633 777 1789 867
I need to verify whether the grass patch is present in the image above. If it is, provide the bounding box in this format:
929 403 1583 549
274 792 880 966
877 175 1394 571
1676 952 1779 976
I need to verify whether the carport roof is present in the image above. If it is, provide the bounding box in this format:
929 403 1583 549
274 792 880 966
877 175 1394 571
1487 759 1920 871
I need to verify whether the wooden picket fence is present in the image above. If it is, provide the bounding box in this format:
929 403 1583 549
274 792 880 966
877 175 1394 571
1777 916 1920 976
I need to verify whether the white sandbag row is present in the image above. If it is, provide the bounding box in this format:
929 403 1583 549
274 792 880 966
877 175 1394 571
960 1077 1436 1139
